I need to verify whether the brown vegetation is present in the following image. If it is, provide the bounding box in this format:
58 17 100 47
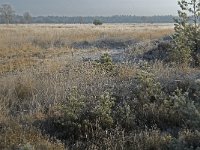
1 24 200 149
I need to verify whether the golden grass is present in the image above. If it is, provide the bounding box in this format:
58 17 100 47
0 24 174 74
0 119 65 150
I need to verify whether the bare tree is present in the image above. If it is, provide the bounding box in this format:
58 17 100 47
23 12 32 24
0 4 15 24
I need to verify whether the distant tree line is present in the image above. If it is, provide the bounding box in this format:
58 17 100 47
0 15 176 24
0 4 177 24
0 4 32 24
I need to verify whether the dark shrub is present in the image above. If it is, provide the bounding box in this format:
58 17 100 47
93 19 103 25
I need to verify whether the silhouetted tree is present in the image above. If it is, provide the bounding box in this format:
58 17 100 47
23 12 32 24
0 4 15 24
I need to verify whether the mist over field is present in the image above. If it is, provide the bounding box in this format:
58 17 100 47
0 0 178 16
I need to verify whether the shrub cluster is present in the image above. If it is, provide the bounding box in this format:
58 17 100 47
93 19 103 25
42 63 200 149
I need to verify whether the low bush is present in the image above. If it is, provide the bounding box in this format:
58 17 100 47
93 19 103 25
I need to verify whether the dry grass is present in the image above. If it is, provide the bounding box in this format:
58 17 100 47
4 24 197 149
0 119 65 150
0 24 174 74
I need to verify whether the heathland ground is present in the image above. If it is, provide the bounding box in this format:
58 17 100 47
1 24 200 150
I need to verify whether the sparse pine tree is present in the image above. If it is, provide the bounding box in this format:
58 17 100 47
172 0 200 65
188 0 200 65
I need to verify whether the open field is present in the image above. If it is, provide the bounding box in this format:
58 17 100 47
1 24 200 149
0 24 174 74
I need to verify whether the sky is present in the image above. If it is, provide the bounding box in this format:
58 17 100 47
0 0 179 16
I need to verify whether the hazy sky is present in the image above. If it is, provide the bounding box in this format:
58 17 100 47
0 0 179 16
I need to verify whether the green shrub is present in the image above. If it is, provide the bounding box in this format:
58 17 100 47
93 92 115 127
125 129 172 150
54 90 115 144
114 99 136 130
135 70 163 103
116 69 200 131
169 130 200 150
130 70 164 127
158 88 200 130
95 53 115 73
93 19 103 25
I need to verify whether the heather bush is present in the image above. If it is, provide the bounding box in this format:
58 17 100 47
51 90 115 145
169 130 200 150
